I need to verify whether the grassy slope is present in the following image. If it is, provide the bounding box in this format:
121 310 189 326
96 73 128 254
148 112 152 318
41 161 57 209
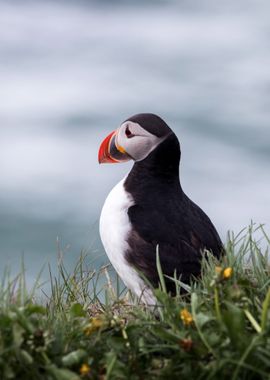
1 224 270 380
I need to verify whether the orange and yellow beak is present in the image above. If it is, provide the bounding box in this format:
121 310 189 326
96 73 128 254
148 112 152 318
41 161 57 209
98 130 131 164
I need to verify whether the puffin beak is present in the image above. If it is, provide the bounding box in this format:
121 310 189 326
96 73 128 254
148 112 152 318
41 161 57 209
98 130 131 164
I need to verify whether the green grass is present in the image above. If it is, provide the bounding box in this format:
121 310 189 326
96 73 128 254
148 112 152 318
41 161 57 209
1 224 270 379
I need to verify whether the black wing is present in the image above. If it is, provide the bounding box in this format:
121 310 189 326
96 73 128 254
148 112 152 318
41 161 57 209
125 197 223 294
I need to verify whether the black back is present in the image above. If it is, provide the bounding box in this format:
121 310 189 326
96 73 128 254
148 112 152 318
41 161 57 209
124 131 223 294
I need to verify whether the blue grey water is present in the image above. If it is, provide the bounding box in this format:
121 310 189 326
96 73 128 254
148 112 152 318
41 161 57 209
1 0 270 285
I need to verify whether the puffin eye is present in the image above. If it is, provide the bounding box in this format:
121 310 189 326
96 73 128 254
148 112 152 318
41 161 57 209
125 126 134 138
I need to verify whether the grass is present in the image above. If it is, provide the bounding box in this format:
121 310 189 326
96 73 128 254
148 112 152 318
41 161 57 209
1 224 270 379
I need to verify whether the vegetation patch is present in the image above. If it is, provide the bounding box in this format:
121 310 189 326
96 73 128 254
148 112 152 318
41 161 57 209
1 225 270 379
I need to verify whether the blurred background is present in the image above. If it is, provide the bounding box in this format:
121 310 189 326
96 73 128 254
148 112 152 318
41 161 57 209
1 0 270 284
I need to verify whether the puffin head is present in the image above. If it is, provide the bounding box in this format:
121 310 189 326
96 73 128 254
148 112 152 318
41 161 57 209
98 113 173 164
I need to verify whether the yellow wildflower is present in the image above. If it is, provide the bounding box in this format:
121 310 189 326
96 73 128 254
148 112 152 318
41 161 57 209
223 267 233 279
84 317 103 336
180 309 193 326
215 266 222 274
80 363 91 376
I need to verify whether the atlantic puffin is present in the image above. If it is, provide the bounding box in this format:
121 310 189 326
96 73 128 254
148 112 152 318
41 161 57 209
98 113 223 304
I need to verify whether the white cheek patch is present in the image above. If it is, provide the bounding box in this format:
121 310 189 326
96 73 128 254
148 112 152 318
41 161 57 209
129 135 160 161
117 121 165 161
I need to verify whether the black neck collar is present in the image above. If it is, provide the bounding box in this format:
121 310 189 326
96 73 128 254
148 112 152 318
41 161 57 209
124 133 182 198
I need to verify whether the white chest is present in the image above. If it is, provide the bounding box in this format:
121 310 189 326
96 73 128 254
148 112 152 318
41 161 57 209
99 178 154 303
